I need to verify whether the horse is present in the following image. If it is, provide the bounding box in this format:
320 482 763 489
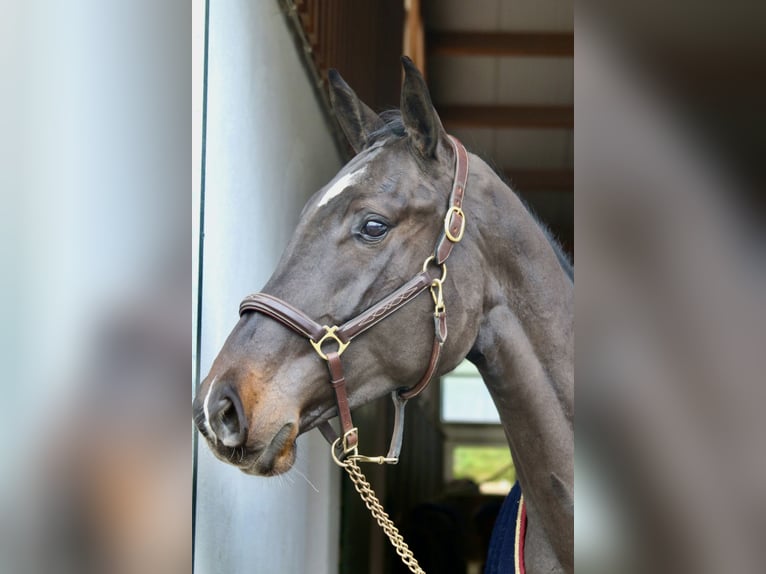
193 57 573 574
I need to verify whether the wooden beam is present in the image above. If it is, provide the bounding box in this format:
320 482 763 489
438 105 573 129
403 0 425 73
504 169 573 191
428 31 574 57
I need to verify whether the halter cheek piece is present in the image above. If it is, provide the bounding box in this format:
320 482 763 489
238 136 468 464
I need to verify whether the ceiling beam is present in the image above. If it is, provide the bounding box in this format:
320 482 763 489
438 105 574 129
428 31 574 57
504 169 573 191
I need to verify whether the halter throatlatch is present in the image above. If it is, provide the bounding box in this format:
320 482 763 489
238 135 468 464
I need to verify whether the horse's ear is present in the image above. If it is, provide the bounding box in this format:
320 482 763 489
328 69 385 154
400 56 447 159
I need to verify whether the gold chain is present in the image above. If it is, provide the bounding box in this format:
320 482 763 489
325 253 446 574
340 457 426 574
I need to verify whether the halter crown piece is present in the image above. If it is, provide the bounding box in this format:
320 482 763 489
238 136 469 574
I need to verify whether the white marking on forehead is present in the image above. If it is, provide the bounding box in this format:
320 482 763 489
317 165 368 208
202 375 219 440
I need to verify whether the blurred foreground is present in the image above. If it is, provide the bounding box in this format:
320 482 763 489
0 2 190 573
576 3 766 573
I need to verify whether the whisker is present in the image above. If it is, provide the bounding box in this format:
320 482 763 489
294 468 320 493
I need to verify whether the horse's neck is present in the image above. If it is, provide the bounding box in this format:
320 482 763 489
467 159 573 571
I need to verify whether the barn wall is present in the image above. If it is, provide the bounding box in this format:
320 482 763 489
193 1 343 573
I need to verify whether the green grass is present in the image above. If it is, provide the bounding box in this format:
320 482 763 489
453 445 515 484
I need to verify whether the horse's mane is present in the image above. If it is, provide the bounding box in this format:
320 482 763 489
368 110 574 281
527 212 574 281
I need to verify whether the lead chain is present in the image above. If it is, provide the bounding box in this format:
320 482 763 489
341 458 426 574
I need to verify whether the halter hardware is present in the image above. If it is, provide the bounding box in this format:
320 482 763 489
422 255 447 316
310 325 349 360
430 278 445 316
331 432 399 466
444 205 466 242
421 254 446 276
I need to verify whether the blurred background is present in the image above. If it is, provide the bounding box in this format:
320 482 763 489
1 0 764 573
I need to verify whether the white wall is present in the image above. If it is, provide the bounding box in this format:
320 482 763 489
194 1 343 573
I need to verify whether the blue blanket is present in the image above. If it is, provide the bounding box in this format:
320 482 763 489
484 482 526 574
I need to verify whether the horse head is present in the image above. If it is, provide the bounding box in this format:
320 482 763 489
193 58 485 476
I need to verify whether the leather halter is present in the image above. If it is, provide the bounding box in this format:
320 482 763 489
239 135 469 463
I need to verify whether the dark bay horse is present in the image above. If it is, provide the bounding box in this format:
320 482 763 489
193 58 573 573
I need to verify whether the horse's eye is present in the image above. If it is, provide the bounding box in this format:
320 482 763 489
360 220 389 240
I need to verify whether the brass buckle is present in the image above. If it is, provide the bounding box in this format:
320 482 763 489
310 326 349 360
444 205 466 242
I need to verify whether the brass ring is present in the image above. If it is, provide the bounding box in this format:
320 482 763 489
310 326 349 360
422 256 447 283
330 437 348 467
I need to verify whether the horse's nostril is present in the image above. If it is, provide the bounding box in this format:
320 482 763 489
220 399 238 433
209 390 248 448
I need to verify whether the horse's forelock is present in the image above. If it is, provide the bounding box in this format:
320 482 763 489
367 109 406 146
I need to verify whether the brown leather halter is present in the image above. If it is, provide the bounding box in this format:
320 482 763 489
239 135 468 464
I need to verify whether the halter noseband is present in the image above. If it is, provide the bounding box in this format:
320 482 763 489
239 135 469 464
